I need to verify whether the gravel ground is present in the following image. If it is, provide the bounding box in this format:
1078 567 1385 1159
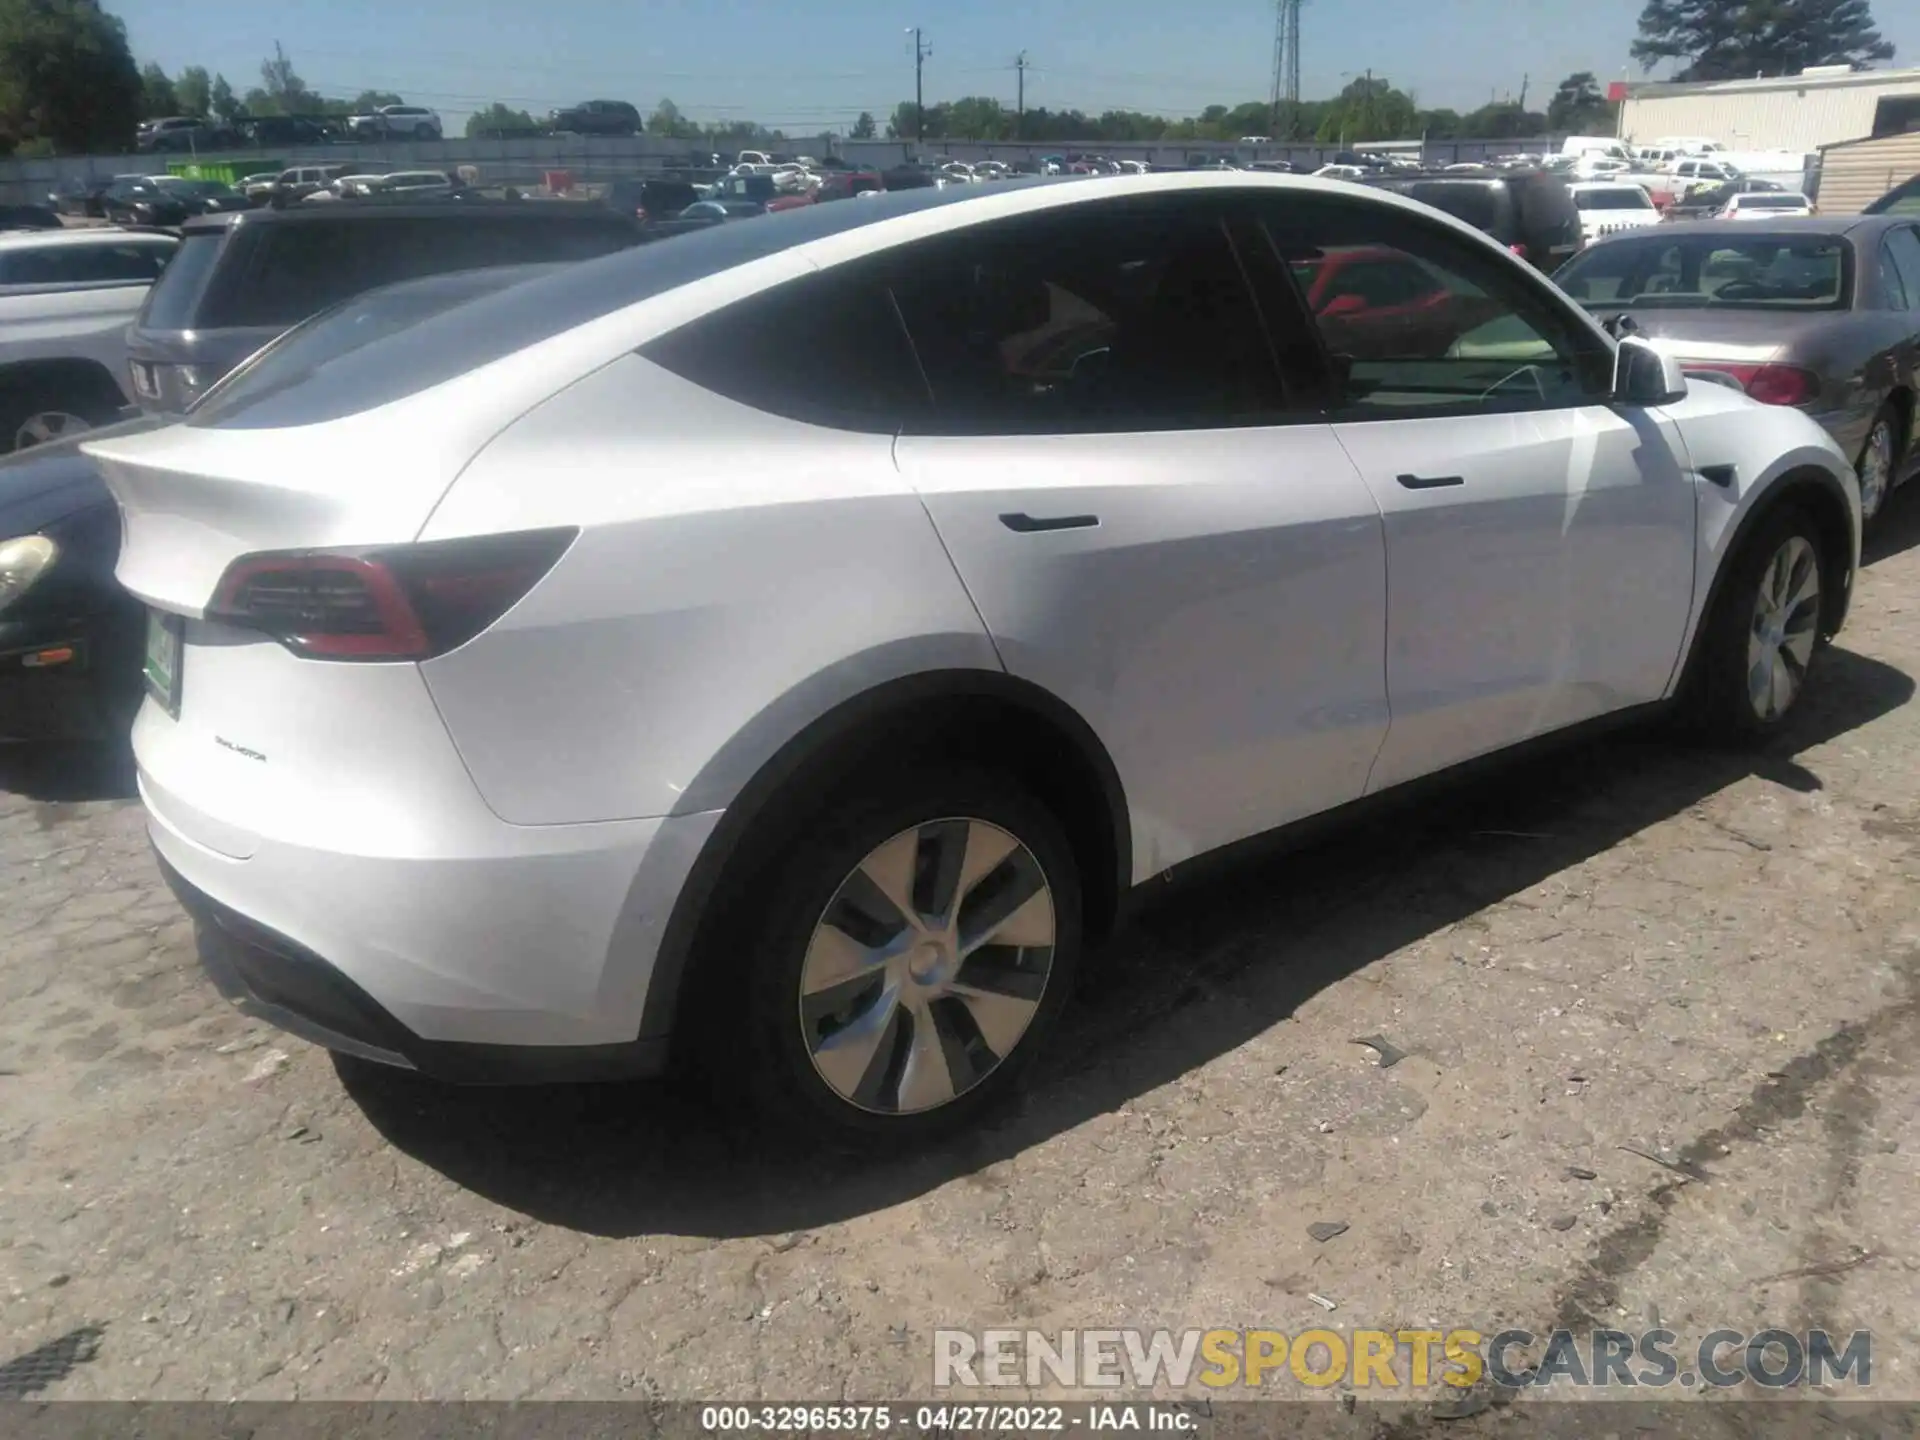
4 502 1920 1426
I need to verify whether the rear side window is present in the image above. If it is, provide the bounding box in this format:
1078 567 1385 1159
215 215 640 328
641 267 927 432
0 239 172 286
138 231 225 328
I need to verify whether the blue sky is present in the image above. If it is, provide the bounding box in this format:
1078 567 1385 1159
115 0 1920 135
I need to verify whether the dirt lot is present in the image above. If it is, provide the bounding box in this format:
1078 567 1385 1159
4 505 1920 1424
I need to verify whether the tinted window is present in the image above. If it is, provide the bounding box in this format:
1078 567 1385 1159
886 197 1288 435
1885 227 1920 311
0 239 172 286
1555 233 1850 312
642 267 926 432
137 231 224 327
214 214 640 327
1391 183 1502 233
1867 180 1920 217
1574 188 1654 211
1263 197 1609 415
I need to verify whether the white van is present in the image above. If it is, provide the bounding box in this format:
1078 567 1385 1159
1649 136 1723 155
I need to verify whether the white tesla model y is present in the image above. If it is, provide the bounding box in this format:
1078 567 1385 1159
84 173 1860 1141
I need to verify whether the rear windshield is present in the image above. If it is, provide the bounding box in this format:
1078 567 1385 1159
137 230 225 328
1555 233 1851 311
206 213 644 328
1389 182 1503 233
1575 188 1654 211
184 184 985 431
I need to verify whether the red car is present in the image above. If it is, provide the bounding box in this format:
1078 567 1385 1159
1291 245 1500 359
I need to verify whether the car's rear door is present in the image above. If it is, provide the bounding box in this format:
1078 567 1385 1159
890 191 1390 877
1250 190 1697 793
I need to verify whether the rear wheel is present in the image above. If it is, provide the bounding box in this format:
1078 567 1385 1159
1856 407 1898 528
1684 504 1828 742
0 380 124 455
725 769 1082 1145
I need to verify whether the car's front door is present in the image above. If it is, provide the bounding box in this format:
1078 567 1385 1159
1253 192 1698 793
888 194 1391 878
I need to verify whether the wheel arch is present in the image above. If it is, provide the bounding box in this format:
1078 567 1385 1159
1674 461 1856 698
0 355 126 402
636 668 1132 1044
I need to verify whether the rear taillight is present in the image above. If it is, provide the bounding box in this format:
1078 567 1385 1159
1508 242 1529 259
207 528 576 661
635 205 649 222
1676 362 1820 407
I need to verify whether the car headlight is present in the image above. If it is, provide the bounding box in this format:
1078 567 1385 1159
0 534 59 613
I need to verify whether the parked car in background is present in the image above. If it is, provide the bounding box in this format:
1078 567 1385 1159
356 170 459 199
123 202 643 416
1720 191 1814 220
550 100 642 136
239 173 281 205
1569 181 1664 244
1866 174 1920 217
101 176 248 227
1663 178 1784 222
0 229 177 452
1554 215 1920 528
90 173 1858 1143
49 177 133 218
137 117 227 153
349 105 442 140
265 164 361 207
238 115 335 148
0 415 164 740
1365 168 1582 270
0 205 63 232
602 178 701 227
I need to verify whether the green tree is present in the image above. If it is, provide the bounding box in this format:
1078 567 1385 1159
175 62 209 116
252 40 324 114
466 101 536 137
1417 106 1463 138
648 98 700 140
1545 71 1612 131
1459 100 1547 138
138 59 175 118
945 95 1010 140
208 71 237 120
850 109 876 139
1633 0 1893 79
1316 73 1418 143
0 0 143 154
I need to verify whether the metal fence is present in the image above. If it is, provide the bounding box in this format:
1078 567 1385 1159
0 134 1570 205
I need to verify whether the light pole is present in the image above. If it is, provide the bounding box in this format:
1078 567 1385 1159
907 27 932 150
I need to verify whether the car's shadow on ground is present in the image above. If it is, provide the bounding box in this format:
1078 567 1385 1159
340 646 1914 1240
1864 481 1920 567
0 740 136 804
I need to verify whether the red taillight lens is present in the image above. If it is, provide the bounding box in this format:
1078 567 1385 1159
1509 242 1529 259
1677 362 1819 407
208 528 577 661
635 205 649 221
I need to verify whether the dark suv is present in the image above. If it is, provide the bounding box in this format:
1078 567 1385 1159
1364 169 1583 270
551 100 643 136
124 202 644 414
602 177 699 225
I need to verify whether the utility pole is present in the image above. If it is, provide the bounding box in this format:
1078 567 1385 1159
1517 72 1529 110
1015 50 1028 138
910 27 932 149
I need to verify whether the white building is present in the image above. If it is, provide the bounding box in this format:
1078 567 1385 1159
1618 64 1920 153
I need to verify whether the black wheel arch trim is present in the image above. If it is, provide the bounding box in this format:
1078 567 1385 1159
1674 465 1855 698
635 668 1132 1044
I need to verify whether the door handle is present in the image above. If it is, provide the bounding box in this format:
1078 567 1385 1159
1396 473 1465 490
999 512 1100 533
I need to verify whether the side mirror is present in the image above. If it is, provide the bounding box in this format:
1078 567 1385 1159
1613 336 1688 406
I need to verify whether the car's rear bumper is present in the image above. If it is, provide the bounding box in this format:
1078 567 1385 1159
157 849 672 1083
139 727 723 1071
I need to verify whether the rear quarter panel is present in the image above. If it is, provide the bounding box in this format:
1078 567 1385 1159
415 354 1002 827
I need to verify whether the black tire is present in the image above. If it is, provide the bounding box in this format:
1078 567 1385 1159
1682 502 1830 743
1855 404 1901 530
0 378 125 456
718 767 1083 1147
